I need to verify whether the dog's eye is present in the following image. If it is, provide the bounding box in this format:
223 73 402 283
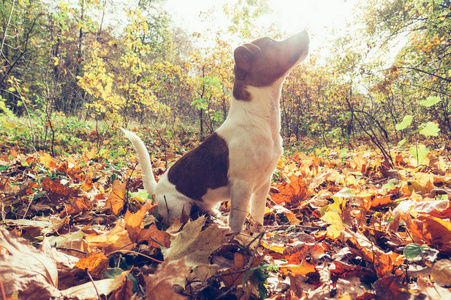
267 38 276 45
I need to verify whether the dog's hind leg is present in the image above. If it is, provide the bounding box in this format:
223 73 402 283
250 181 270 226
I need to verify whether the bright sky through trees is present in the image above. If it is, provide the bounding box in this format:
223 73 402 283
164 0 358 50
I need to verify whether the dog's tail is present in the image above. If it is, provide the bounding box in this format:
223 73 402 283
120 128 157 195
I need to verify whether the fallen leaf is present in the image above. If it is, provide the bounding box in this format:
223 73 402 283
60 196 92 216
220 252 264 288
60 270 130 298
42 176 73 198
280 243 320 276
108 276 134 300
146 259 191 300
374 275 411 300
104 180 126 215
162 216 227 266
417 215 451 252
85 221 134 253
389 200 450 231
125 203 170 248
261 240 285 254
417 276 451 299
0 227 61 299
39 152 57 169
340 228 404 277
271 175 309 205
75 251 109 278
330 261 374 280
371 195 394 208
80 176 93 191
431 259 451 286
321 211 345 239
284 210 302 225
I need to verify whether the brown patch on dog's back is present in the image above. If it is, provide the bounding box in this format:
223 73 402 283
167 132 229 201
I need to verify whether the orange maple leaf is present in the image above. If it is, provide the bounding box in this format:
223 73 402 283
105 180 126 215
60 197 92 216
75 251 109 278
80 177 93 192
271 175 308 205
25 181 39 196
220 253 264 287
39 152 57 169
371 195 394 208
124 203 170 248
42 177 73 198
280 244 321 276
85 221 133 253
417 215 451 252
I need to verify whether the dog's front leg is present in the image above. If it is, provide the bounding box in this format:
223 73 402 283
229 180 253 232
250 180 270 226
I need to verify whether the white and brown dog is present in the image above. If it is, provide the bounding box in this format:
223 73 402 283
122 31 309 232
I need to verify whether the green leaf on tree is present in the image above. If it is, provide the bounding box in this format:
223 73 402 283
395 115 413 131
419 122 440 137
420 96 441 107
410 144 429 164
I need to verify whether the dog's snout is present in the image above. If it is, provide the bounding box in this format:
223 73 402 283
299 30 310 43
287 31 310 47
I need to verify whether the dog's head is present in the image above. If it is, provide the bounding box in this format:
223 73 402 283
233 31 309 101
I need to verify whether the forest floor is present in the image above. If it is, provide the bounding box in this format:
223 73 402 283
0 124 451 299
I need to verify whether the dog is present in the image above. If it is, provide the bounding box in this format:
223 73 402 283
122 31 309 232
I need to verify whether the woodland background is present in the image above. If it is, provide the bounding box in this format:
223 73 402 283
1 0 451 299
0 0 449 155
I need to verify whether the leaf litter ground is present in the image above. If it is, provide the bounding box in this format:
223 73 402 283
1 129 451 299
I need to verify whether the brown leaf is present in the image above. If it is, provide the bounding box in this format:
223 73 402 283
85 221 134 253
146 259 191 300
61 270 130 298
280 243 321 276
42 176 73 198
162 216 226 266
271 175 308 205
374 275 411 300
124 202 151 241
80 176 93 191
340 228 404 277
60 196 93 216
104 180 126 215
220 252 264 288
284 210 302 225
330 261 374 280
108 277 134 300
39 152 57 169
0 227 61 299
75 251 109 278
389 200 449 230
82 147 97 162
417 276 451 300
371 195 394 208
432 259 451 286
417 215 451 252
124 203 170 248
25 181 40 196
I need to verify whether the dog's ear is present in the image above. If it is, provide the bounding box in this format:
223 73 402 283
234 43 261 73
